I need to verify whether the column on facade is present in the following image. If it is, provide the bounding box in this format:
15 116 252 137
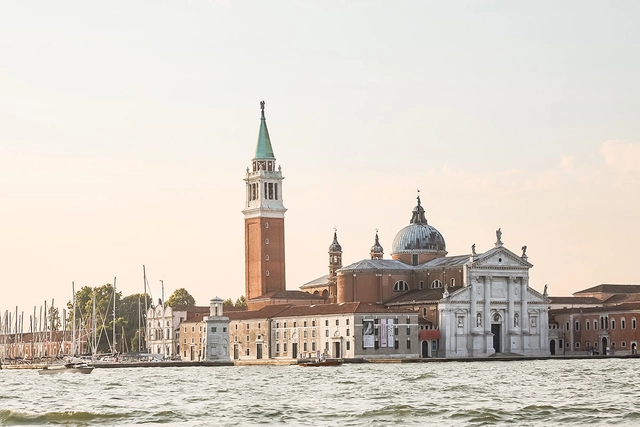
470 281 477 333
450 308 457 354
507 277 514 331
521 278 529 331
484 276 491 335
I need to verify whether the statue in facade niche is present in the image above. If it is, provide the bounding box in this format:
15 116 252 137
514 312 519 327
476 313 482 327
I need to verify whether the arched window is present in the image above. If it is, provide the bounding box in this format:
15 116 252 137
431 280 442 289
393 280 409 291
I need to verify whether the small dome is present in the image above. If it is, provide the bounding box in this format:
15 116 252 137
329 231 342 252
370 232 384 254
391 196 446 255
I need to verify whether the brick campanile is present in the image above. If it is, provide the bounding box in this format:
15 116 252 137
243 101 287 302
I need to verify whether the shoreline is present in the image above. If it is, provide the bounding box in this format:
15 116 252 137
3 353 639 369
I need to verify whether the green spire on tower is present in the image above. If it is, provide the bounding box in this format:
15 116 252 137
254 100 275 160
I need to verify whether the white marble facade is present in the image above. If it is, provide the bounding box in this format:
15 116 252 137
438 238 550 358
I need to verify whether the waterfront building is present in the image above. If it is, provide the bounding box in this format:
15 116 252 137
227 303 418 360
179 319 205 361
0 331 78 361
145 305 209 358
548 284 640 355
204 297 231 362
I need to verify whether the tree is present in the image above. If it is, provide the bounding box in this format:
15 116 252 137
234 295 247 308
223 298 234 308
67 283 122 354
118 293 152 352
48 306 61 332
165 288 196 308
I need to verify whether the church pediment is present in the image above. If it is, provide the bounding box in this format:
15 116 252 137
442 286 470 302
472 246 532 269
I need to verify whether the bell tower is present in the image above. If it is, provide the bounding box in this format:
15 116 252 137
243 101 287 303
328 229 342 303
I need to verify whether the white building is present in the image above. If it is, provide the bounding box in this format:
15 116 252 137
438 234 550 357
204 297 231 362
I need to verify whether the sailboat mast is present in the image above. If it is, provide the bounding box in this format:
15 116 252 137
113 277 117 355
72 282 76 356
160 279 166 359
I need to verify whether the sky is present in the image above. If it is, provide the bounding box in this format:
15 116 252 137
1 1 639 318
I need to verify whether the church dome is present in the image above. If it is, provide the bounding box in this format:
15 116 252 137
391 196 446 255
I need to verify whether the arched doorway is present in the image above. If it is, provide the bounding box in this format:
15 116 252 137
491 312 503 353
550 340 556 355
632 343 637 355
602 337 608 355
421 341 429 358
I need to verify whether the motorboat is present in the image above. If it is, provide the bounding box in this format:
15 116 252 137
38 361 94 375
298 358 343 367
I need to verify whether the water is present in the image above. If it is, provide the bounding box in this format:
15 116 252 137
1 359 639 426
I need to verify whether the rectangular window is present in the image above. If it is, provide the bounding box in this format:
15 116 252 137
325 342 329 350
612 319 616 330
622 341 626 347
633 319 637 329
303 342 308 352
312 330 316 338
304 321 308 327
213 327 217 333
420 281 424 289
235 324 238 330
346 319 350 325
622 319 626 329
586 321 590 331
284 322 287 328
325 330 329 337
566 322 569 331
395 340 399 350
303 331 308 338
412 254 418 266
346 329 350 336
283 343 287 352
184 327 187 333
312 342 316 351
246 323 250 329
191 338 195 343
325 320 329 326
258 323 261 329
406 327 410 335
276 332 280 339
576 342 580 348
246 336 250 342
293 321 297 327
407 339 411 349
184 338 186 344
223 327 227 332
275 183 278 200
312 320 316 327
346 341 351 350
575 321 580 331
276 343 280 352
422 308 427 316
374 341 379 349
234 336 238 342
192 327 195 332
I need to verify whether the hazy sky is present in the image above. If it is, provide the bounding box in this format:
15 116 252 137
1 1 639 316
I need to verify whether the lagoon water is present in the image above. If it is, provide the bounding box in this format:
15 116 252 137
1 359 640 426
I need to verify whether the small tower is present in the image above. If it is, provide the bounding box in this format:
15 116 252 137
204 297 230 362
370 230 384 260
328 229 342 303
242 101 287 305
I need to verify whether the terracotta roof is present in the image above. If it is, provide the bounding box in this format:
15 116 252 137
338 259 413 272
384 288 448 305
549 302 640 315
417 254 470 268
548 296 603 305
574 284 640 295
603 294 640 305
276 302 415 317
256 290 322 300
226 304 292 321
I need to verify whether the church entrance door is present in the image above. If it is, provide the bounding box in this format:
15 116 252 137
334 342 341 358
491 324 501 353
292 343 298 359
421 341 429 358
550 339 556 355
233 345 239 360
256 344 263 359
602 337 608 355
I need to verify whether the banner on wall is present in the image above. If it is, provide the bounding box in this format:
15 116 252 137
363 319 374 348
387 319 395 347
380 319 387 347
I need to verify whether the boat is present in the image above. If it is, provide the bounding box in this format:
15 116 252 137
298 358 343 367
38 361 94 375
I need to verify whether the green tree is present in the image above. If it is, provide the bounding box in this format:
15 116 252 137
47 306 61 332
67 283 122 354
234 295 247 308
165 288 196 308
118 293 152 352
223 298 234 308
